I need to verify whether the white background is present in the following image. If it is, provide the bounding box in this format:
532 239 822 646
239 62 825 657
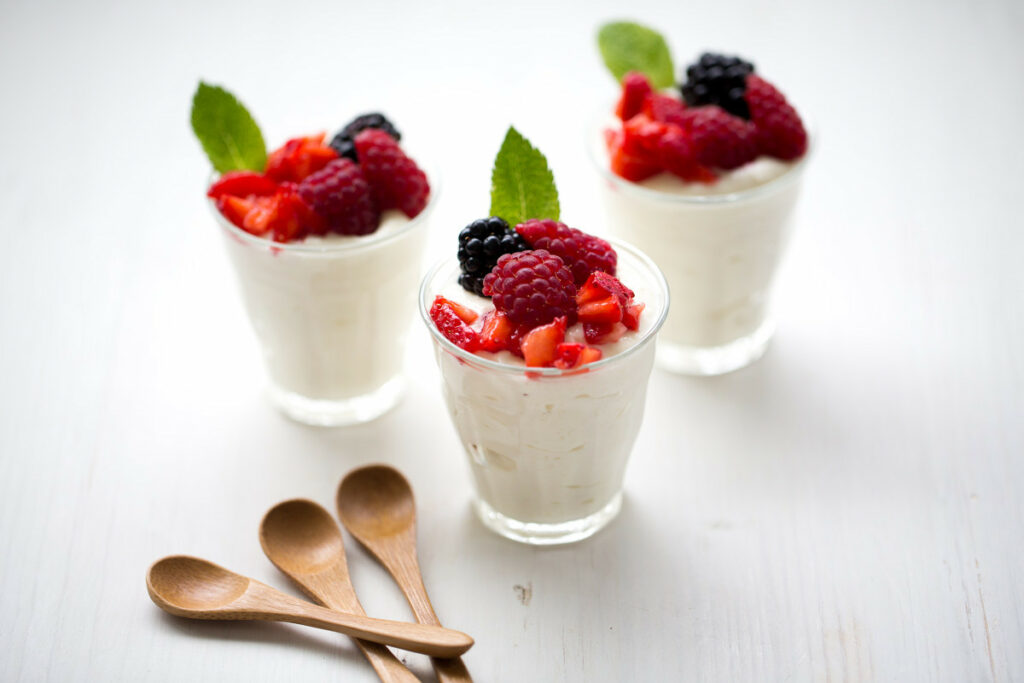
1 0 1022 681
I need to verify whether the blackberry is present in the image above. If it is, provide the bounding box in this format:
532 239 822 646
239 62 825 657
680 53 755 120
457 217 529 296
329 112 401 162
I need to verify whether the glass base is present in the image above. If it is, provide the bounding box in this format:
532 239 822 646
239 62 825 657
657 319 775 376
473 493 623 546
268 375 405 427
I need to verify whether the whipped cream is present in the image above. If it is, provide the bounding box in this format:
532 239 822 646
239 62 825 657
423 243 667 534
219 208 429 411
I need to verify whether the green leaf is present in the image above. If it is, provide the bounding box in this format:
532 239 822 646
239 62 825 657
597 21 674 89
489 127 559 227
190 82 267 174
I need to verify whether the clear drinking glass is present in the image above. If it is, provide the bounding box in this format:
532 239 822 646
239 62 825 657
589 125 810 375
210 170 438 426
420 240 668 545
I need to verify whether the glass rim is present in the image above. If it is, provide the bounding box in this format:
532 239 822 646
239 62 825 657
206 163 441 254
586 108 814 205
418 238 670 377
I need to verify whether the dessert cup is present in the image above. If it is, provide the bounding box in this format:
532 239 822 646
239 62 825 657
589 124 810 375
210 168 438 426
420 240 668 545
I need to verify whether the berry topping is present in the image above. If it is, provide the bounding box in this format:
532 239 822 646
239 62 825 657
216 185 323 242
745 74 807 161
657 126 717 183
354 129 430 218
265 134 339 183
329 113 402 162
616 71 653 121
606 128 661 182
520 317 567 367
478 310 527 355
482 250 577 327
432 296 479 324
680 52 756 120
583 321 628 345
514 219 617 286
297 158 380 236
207 171 278 199
643 93 689 127
576 271 636 325
457 217 530 296
553 343 603 370
686 106 759 170
429 296 480 351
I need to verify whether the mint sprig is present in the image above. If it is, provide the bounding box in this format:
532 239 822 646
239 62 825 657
190 82 267 174
489 127 559 227
597 21 675 89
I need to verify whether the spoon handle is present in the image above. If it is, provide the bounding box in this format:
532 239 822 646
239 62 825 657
300 571 421 683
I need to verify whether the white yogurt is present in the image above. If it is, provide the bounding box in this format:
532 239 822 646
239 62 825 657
591 126 808 374
216 206 432 425
421 242 668 543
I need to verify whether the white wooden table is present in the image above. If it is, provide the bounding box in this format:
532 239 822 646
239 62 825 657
2 0 1022 680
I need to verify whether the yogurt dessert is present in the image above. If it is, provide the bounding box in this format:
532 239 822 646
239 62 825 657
192 83 433 425
594 23 809 375
422 128 668 545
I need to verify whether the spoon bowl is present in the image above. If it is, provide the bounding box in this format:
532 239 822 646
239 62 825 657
148 556 250 612
260 499 343 576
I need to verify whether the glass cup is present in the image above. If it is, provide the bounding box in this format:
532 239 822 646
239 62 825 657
210 170 438 426
419 240 669 545
589 124 810 375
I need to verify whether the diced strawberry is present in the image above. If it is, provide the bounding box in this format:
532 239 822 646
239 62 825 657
216 195 256 230
606 129 660 182
579 346 603 365
429 297 480 351
433 297 478 324
622 114 670 156
479 310 520 354
657 127 718 184
207 171 278 199
265 133 339 183
643 94 688 127
583 322 627 345
554 343 605 369
577 297 622 325
577 271 635 307
622 302 646 331
520 317 567 368
615 71 653 120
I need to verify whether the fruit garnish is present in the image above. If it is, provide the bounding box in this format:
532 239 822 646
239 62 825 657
354 129 430 218
622 303 646 331
489 126 560 228
687 106 759 170
191 82 267 174
583 322 628 345
433 296 478 324
482 250 577 327
681 53 756 119
478 310 524 355
745 74 808 160
329 113 401 162
597 22 674 89
576 272 638 327
297 158 379 236
643 93 688 127
520 317 567 367
265 134 339 183
616 71 653 120
206 171 278 199
553 343 603 370
429 297 480 351
457 217 530 296
515 219 617 286
606 128 661 182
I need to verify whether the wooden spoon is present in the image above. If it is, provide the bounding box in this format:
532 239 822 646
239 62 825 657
337 465 473 683
259 499 420 683
146 555 473 658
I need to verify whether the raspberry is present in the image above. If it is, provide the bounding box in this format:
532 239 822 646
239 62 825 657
685 106 758 170
354 129 430 218
482 250 576 327
616 71 653 121
329 112 401 162
745 75 807 161
514 219 617 286
680 52 755 119
297 158 380 236
457 216 530 296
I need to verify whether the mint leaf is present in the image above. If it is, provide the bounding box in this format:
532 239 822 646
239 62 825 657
190 82 267 174
597 21 674 89
489 127 559 227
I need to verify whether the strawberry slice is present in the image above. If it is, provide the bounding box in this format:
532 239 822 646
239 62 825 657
553 343 604 370
520 316 567 367
615 71 653 121
429 297 480 351
577 297 622 325
216 195 256 230
622 303 646 331
583 322 627 345
479 310 525 354
658 128 718 184
433 296 478 324
265 133 339 183
207 171 278 199
606 129 660 182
